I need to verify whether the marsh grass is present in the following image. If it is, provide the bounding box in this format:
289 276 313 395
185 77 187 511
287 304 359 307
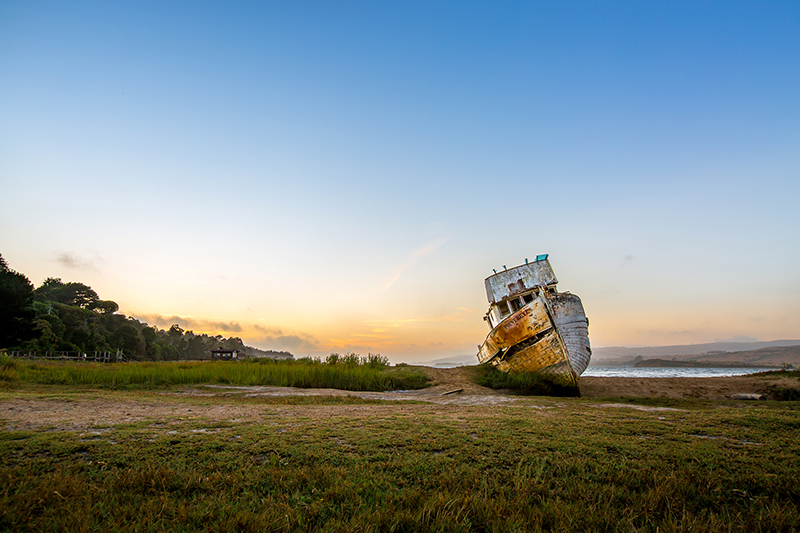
470 363 581 397
1 395 798 532
770 386 800 401
0 356 429 391
754 370 800 400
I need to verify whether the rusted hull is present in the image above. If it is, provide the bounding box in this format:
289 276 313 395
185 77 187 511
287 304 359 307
477 299 552 362
477 294 580 387
489 329 578 387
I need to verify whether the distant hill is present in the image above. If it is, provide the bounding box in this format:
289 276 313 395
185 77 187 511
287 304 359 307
592 340 800 364
422 354 478 368
633 358 779 368
688 345 800 366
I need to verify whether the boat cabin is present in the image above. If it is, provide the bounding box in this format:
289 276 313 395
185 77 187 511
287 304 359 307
483 255 557 329
211 348 239 360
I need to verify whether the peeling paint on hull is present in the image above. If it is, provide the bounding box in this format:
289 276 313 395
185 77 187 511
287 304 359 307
477 258 590 386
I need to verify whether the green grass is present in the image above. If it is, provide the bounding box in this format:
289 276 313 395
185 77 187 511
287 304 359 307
0 355 430 391
470 363 581 397
1 391 798 532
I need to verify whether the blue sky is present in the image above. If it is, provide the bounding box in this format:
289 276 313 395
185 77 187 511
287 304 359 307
2 1 798 361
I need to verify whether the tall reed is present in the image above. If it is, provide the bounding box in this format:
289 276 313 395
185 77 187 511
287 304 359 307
3 355 429 391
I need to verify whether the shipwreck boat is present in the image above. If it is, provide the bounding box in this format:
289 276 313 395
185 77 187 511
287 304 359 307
477 255 591 387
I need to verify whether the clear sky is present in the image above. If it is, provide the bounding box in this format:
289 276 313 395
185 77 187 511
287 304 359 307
2 1 798 362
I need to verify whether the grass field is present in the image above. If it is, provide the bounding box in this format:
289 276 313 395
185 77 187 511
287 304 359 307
0 355 430 391
0 362 799 532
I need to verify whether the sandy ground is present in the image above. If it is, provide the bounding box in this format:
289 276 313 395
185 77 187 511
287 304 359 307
580 373 799 399
0 368 797 432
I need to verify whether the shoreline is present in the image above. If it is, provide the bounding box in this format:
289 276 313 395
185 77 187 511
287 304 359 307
583 366 775 379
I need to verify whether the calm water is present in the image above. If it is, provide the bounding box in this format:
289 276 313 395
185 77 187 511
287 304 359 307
583 366 773 378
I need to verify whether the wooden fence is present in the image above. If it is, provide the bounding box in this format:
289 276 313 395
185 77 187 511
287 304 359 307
5 350 127 363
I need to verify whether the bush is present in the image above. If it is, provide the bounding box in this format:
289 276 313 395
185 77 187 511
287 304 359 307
770 385 800 401
325 352 389 369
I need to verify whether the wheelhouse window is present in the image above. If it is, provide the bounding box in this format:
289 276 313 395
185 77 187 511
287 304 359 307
497 301 510 317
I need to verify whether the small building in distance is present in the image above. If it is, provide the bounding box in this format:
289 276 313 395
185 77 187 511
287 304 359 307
211 348 239 361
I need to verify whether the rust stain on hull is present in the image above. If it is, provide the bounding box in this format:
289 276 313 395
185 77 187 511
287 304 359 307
477 299 551 362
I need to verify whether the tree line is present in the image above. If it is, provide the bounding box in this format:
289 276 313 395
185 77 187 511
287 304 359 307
0 254 293 361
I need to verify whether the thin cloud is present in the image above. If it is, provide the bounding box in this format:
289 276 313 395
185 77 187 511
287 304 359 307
380 236 449 291
255 333 319 351
251 324 319 351
56 252 97 271
133 314 243 333
252 324 290 336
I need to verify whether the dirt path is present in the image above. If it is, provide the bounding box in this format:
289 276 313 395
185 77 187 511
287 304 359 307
0 368 797 432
